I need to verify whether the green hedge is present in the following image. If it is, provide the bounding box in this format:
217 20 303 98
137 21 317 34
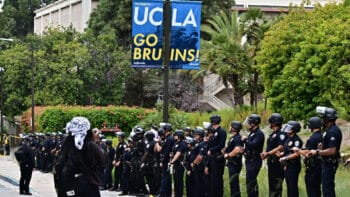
28 106 152 133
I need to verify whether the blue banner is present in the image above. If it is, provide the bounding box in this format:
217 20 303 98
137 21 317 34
132 0 163 69
132 0 202 70
170 1 201 70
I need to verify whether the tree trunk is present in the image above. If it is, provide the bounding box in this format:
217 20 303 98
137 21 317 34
222 77 235 107
230 74 244 106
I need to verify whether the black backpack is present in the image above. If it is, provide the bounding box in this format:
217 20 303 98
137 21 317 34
15 147 25 163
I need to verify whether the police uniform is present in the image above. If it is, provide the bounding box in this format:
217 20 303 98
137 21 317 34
304 130 322 197
321 124 342 197
159 134 174 197
266 129 286 197
283 134 303 197
225 133 243 197
19 142 35 195
172 140 187 197
142 139 157 195
208 126 227 197
114 140 127 190
244 127 264 197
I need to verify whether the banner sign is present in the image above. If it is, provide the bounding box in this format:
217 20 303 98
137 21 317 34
170 1 201 70
132 0 202 70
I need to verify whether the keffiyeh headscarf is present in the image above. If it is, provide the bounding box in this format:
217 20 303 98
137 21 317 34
66 116 91 150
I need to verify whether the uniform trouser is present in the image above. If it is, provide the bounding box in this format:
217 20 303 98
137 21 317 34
104 164 113 188
305 166 321 197
322 161 338 197
159 166 172 197
20 165 33 193
209 157 225 197
186 173 194 197
114 164 123 189
268 161 284 197
245 158 262 197
153 165 161 194
285 165 301 197
173 163 184 197
227 162 242 197
121 166 130 193
145 166 157 195
5 144 10 155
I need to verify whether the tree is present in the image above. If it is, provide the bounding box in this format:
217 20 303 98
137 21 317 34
239 8 271 109
201 11 251 106
256 3 350 120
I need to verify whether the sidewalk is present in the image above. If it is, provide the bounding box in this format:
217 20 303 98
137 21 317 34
0 152 132 197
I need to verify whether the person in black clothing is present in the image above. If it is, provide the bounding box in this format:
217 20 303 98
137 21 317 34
279 121 303 197
141 131 157 195
260 113 286 197
207 115 227 197
19 138 35 195
120 138 134 196
55 116 106 197
223 121 243 197
103 140 115 190
242 114 265 197
112 131 127 191
293 116 322 197
309 106 342 197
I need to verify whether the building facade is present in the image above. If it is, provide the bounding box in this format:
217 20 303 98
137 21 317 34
34 0 98 35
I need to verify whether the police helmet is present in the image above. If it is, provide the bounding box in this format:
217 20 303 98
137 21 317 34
283 121 301 133
157 128 165 136
185 137 196 146
163 123 173 132
173 130 185 139
230 121 242 131
247 114 261 125
206 125 215 134
308 117 322 129
106 140 113 146
116 131 125 138
193 128 205 138
144 131 155 141
134 126 144 135
183 126 191 132
268 113 284 125
324 108 338 121
210 115 221 125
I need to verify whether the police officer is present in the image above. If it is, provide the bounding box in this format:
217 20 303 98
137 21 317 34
155 123 174 197
309 107 342 197
120 138 134 195
242 114 264 197
112 131 127 191
140 131 157 195
223 121 243 197
279 121 303 197
18 137 35 195
132 126 148 195
170 130 187 197
191 127 208 197
260 113 286 197
207 115 226 197
103 140 115 190
294 117 322 197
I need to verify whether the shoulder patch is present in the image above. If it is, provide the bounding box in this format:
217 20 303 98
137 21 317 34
323 132 327 138
272 133 277 138
146 144 150 149
280 134 285 141
214 132 218 137
295 140 300 147
288 141 293 146
330 137 335 141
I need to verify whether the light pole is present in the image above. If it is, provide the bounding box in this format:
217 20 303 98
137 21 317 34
0 67 4 135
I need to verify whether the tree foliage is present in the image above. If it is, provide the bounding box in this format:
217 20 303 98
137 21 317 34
256 3 350 120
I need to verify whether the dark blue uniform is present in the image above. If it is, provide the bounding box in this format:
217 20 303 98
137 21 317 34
304 131 322 197
266 129 287 197
321 124 342 197
121 145 132 195
188 140 207 197
244 128 264 197
208 126 227 197
172 140 187 197
159 134 174 197
114 141 127 190
225 133 243 197
283 134 303 197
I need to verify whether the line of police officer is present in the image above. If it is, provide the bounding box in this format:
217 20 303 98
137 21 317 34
107 106 342 197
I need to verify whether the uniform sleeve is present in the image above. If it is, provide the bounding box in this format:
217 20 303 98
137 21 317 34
278 133 287 146
177 142 187 154
245 133 264 149
327 131 341 148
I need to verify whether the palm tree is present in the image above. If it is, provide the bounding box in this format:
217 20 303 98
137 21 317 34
239 8 271 110
201 11 250 107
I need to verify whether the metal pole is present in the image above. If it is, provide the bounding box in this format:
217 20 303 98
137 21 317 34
0 67 3 134
30 45 35 133
162 0 171 122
